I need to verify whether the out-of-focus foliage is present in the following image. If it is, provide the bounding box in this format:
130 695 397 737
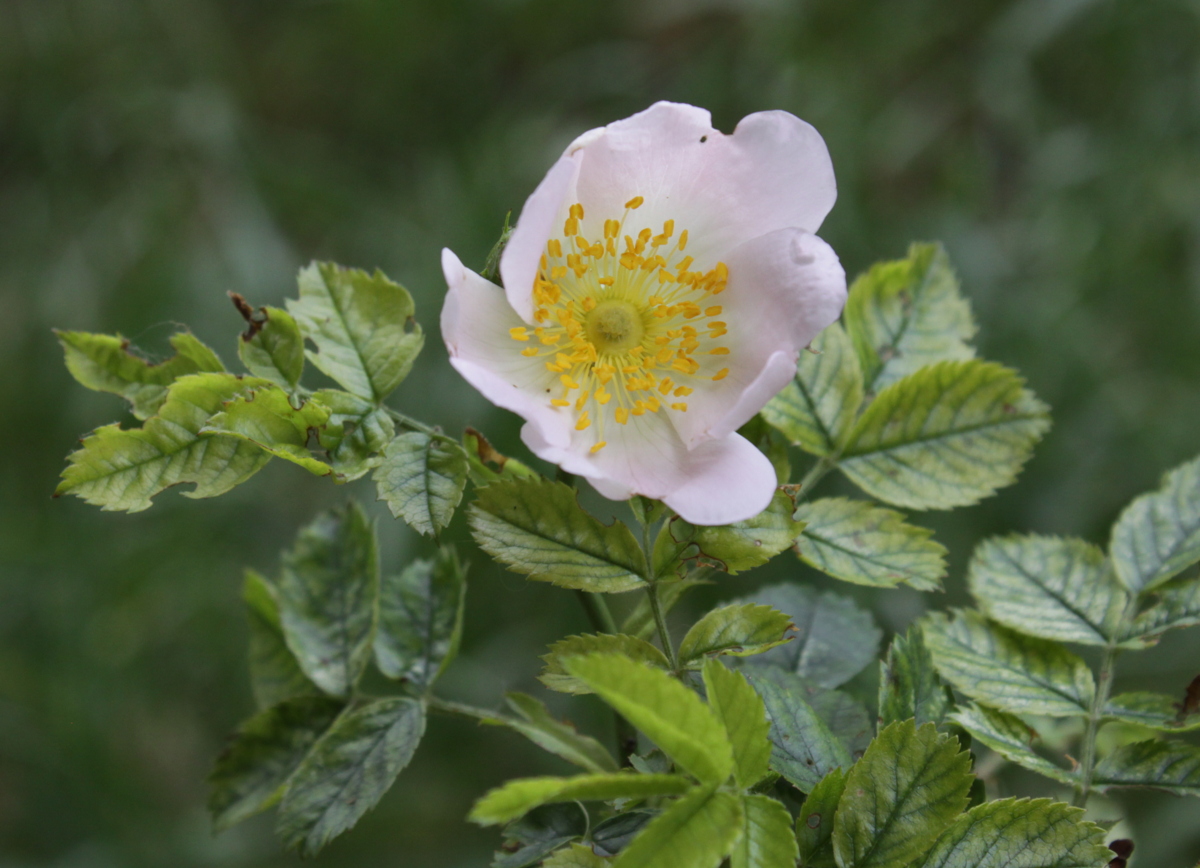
3 0 1200 865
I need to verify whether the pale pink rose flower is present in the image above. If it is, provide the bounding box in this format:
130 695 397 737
441 102 846 525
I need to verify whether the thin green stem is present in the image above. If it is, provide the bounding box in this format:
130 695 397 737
384 408 460 446
795 452 839 502
575 590 619 635
646 582 678 673
426 695 497 721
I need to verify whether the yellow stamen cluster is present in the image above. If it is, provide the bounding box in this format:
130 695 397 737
511 198 733 453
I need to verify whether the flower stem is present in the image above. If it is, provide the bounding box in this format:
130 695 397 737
796 452 839 502
1073 639 1121 808
646 582 679 673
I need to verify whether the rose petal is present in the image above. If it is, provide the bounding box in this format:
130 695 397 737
661 433 778 525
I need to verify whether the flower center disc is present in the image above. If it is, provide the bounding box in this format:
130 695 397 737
585 299 645 354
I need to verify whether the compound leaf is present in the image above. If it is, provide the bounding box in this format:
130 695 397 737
878 626 951 729
374 547 466 690
312 388 396 481
289 262 423 402
839 360 1050 510
796 768 846 868
1103 692 1200 733
611 785 743 868
373 431 469 536
1110 455 1200 594
949 704 1076 785
470 773 691 826
652 491 803 578
494 803 587 868
730 794 798 868
923 610 1094 717
202 385 335 477
470 478 647 593
541 634 670 695
243 569 316 708
702 659 771 789
679 604 793 667
278 502 379 698
1092 738 1200 795
760 322 863 456
485 693 618 774
1123 575 1200 642
235 302 305 389
544 843 609 868
795 498 946 591
832 720 974 868
747 668 852 792
56 372 271 512
276 697 425 855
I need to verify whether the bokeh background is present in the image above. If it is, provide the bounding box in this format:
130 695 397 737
3 0 1200 864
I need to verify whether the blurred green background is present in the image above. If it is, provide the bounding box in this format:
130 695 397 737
3 0 1200 865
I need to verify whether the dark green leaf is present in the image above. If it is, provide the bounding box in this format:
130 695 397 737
494 803 587 868
760 322 863 456
839 361 1050 510
544 843 609 867
1123 575 1200 642
470 773 692 826
470 478 648 593
733 584 881 689
796 768 846 868
311 388 396 480
288 262 423 402
243 569 316 708
923 610 1094 717
949 703 1076 785
207 696 343 832
730 794 797 868
878 627 951 729
794 498 945 591
747 668 852 791
967 536 1132 647
592 811 657 856
277 697 425 856
375 547 466 690
844 242 976 395
1110 454 1200 594
541 633 670 695
56 372 271 512
235 303 305 389
832 720 974 868
564 654 734 784
484 692 618 774
373 431 470 536
806 687 873 758
611 785 743 868
678 604 793 667
622 577 712 641
1092 738 1200 795
202 385 335 477
56 328 225 419
1103 692 1200 732
914 798 1110 868
278 502 379 698
702 659 771 789
652 491 803 578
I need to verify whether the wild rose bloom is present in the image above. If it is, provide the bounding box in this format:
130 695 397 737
441 102 846 525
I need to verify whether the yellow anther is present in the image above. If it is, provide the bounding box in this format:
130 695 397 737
596 364 615 384
560 374 580 390
551 266 567 279
598 276 614 286
710 347 730 355
678 229 688 250
546 361 564 373
625 196 644 209
604 219 620 238
662 219 674 237
540 332 562 345
575 412 591 431
575 390 590 410
674 386 693 397
509 327 530 341
708 321 726 328
548 238 563 258
671 402 688 412
582 296 597 312
590 441 607 454
569 203 585 219
712 368 730 381
654 335 670 346
705 306 722 316
658 377 674 395
596 387 612 404
564 216 578 236
615 407 630 424
575 235 589 250
556 353 573 368
521 347 540 357
656 348 674 364
551 398 570 407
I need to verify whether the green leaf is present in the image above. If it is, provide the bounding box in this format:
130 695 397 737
544 843 609 868
702 659 771 789
234 302 305 389
56 329 225 419
747 668 853 791
739 415 792 485
278 502 379 698
652 491 804 578
796 768 846 868
730 794 798 868
374 547 466 690
483 692 618 774
592 811 657 857
373 431 470 536
923 610 1094 717
878 627 951 729
760 322 863 456
1092 738 1200 795
56 372 272 512
839 361 1050 510
288 262 423 402
832 720 974 868
242 569 316 708
1110 454 1200 594
462 426 538 486
563 654 734 784
207 696 343 832
470 773 692 826
679 604 793 667
202 385 335 477
967 536 1132 647
495 803 587 868
734 584 881 689
794 498 946 591
611 785 743 868
1103 692 1200 732
914 798 1110 868
311 389 396 481
622 578 712 641
807 687 873 758
949 703 1076 785
1123 575 1200 641
276 697 425 856
470 478 648 593
844 242 976 395
541 634 670 695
